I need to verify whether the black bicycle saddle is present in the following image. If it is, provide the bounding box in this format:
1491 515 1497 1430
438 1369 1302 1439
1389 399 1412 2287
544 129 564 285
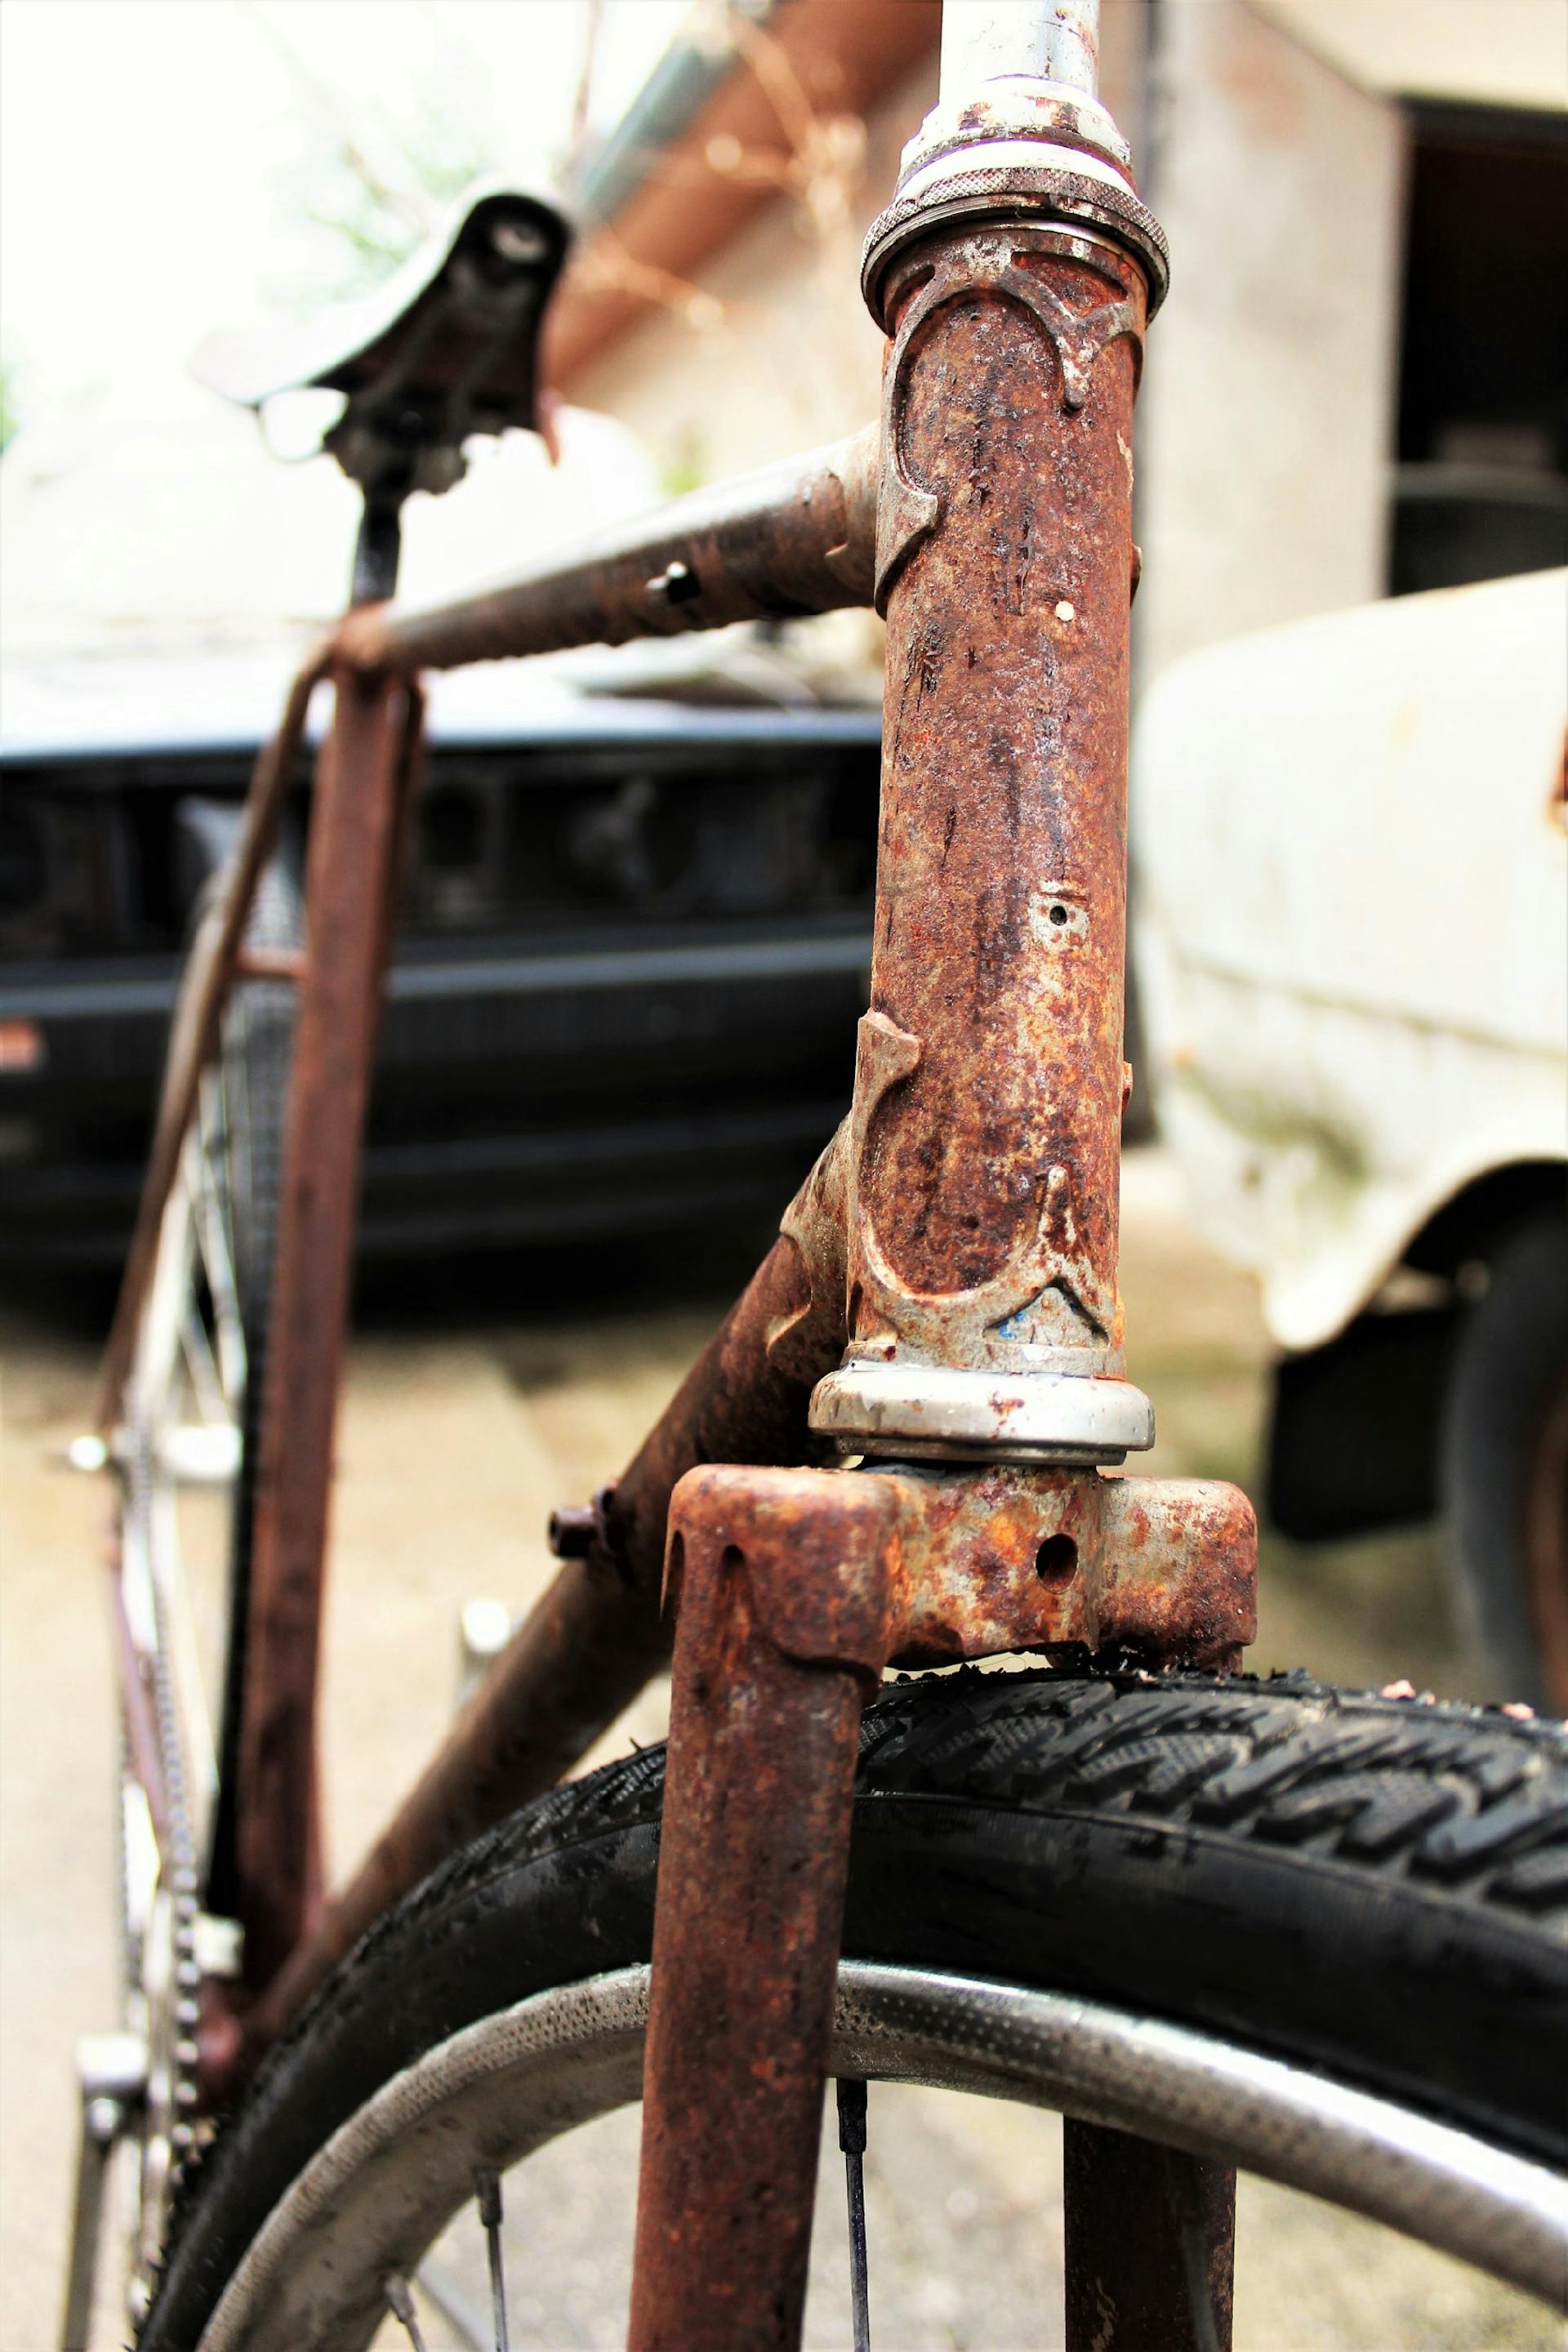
191 182 573 500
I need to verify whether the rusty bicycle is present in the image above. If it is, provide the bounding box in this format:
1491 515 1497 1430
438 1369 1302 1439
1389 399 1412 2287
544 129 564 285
63 3 1568 2347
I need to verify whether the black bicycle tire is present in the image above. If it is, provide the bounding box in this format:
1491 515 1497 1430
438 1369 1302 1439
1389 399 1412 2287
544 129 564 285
141 1666 1568 2345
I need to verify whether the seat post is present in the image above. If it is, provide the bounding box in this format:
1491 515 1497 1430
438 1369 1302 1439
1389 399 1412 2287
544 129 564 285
350 487 405 608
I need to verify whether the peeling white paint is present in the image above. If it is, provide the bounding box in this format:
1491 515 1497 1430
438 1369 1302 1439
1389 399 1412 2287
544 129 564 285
1132 568 1568 1350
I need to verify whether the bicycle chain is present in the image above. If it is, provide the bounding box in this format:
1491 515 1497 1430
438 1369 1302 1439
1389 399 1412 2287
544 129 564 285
125 1431 206 2288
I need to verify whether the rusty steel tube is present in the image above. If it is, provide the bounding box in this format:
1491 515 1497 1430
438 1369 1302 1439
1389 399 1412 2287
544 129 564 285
334 425 877 677
813 197 1161 1462
229 671 414 1993
631 1465 904 2350
1064 2119 1236 2351
814 13 1238 2340
866 225 1142 1324
630 1498 880 2351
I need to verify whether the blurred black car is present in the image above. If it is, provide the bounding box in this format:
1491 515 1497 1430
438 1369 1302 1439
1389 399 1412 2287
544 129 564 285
0 653 880 1263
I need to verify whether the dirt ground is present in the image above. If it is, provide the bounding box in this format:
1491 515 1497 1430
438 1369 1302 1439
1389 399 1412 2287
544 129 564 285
0 1151 1556 2350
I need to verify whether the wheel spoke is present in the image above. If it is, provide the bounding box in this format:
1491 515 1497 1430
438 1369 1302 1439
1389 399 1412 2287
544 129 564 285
189 1079 247 1402
175 1121 232 1426
477 2167 510 2351
837 2077 871 2352
132 1174 198 1410
384 2272 429 2350
176 1294 227 1429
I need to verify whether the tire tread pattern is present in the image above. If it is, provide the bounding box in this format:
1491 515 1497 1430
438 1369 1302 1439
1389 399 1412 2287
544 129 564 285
145 1668 1566 2347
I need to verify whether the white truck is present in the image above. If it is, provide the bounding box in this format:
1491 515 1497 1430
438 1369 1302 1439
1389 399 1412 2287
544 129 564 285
1134 568 1567 1708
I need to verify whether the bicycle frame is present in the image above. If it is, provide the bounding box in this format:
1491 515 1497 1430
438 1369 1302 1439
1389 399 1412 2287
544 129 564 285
97 4 1258 2343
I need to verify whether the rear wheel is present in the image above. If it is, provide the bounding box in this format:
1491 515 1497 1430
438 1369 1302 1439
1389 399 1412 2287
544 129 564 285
115 843 301 2315
140 1668 1568 2348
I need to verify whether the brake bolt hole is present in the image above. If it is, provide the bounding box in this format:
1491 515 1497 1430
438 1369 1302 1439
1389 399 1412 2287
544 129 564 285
1035 1533 1077 1584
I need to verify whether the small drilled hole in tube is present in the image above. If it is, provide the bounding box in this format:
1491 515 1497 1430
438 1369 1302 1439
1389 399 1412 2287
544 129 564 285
1035 1534 1077 1584
1049 903 1070 926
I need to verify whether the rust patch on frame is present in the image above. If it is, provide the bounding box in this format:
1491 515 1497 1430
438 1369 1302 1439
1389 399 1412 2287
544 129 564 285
847 225 1147 1396
632 1455 1253 2344
232 670 417 1994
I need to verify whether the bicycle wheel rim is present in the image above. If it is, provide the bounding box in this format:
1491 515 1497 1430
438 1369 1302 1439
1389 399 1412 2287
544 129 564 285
198 1961 1568 2347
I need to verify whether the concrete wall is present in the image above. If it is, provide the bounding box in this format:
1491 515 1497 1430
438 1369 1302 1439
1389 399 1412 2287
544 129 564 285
568 0 1149 484
571 0 1405 683
1253 0 1568 114
1135 0 1405 679
568 54 929 483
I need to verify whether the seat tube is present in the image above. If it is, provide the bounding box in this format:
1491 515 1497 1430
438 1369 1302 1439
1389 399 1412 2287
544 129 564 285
231 669 416 1997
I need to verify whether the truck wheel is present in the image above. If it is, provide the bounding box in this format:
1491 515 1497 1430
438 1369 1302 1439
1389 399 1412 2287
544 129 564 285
1441 1216 1568 1713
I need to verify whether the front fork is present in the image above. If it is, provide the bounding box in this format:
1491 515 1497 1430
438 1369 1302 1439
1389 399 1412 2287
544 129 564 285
632 1459 1254 2350
630 5 1253 2345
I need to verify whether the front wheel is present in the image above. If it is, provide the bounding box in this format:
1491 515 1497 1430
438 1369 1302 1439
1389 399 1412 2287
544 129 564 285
141 1669 1568 2349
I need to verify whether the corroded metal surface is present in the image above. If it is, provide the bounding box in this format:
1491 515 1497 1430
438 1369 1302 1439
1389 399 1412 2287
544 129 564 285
863 221 1142 1345
1093 1476 1258 1665
1064 2118 1236 2352
334 426 878 678
185 49 1252 2352
632 1455 1254 2345
232 671 416 1996
653 1459 1254 1680
815 212 1154 1463
627 16 1238 2329
631 1471 898 2351
86 31 1285 2352
881 1462 1255 1670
